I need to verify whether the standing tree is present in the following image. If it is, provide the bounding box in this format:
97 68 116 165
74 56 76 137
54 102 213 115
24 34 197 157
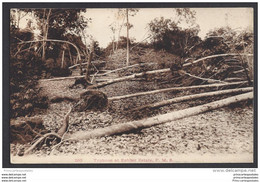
27 8 88 62
148 8 200 57
84 40 94 82
115 8 139 66
125 8 139 66
126 8 130 66
109 22 117 53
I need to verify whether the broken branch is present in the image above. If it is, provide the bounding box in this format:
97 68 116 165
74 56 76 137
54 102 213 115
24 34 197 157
108 81 248 101
65 92 253 141
182 71 227 83
183 53 253 67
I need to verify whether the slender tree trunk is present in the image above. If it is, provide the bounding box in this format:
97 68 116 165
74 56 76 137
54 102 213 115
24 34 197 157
131 87 253 111
67 44 73 65
183 53 253 67
61 50 65 68
42 9 46 61
108 81 248 101
17 10 21 28
42 9 52 62
85 41 94 82
112 40 115 53
116 16 125 50
88 68 170 89
126 8 130 66
19 39 81 63
65 92 253 141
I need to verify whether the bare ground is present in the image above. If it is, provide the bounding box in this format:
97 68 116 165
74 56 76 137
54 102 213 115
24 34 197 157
11 74 253 163
10 49 254 163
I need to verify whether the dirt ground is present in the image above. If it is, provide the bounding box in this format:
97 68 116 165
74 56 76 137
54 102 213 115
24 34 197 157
10 49 254 164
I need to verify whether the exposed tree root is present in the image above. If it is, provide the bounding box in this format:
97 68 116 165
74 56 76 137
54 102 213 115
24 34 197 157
64 92 253 141
23 132 62 156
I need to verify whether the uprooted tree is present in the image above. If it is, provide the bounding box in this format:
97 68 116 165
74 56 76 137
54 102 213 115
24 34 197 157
9 8 254 156
19 91 252 155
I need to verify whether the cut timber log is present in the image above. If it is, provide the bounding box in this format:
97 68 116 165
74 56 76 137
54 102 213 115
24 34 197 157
233 69 245 74
40 53 252 83
183 53 253 67
182 71 226 83
88 68 170 89
39 63 153 82
65 92 253 141
88 53 253 88
131 87 253 111
108 81 248 101
96 63 155 77
39 75 84 82
224 78 245 82
69 61 106 69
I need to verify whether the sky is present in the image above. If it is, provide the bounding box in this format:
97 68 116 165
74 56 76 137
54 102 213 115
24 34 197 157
17 8 253 48
83 8 253 48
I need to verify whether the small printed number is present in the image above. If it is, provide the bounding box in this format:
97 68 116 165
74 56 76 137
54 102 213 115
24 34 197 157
75 159 83 162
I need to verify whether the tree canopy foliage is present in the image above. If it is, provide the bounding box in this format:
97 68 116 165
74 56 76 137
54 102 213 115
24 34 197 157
148 16 200 57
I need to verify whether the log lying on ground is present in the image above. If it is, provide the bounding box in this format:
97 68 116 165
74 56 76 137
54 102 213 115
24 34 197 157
131 87 253 111
39 53 252 83
96 63 155 77
64 92 253 141
108 81 248 101
182 53 253 67
40 76 112 82
39 75 84 82
49 81 248 104
182 71 226 83
88 68 170 89
224 78 245 82
88 53 253 88
68 60 106 69
39 63 153 82
233 69 245 74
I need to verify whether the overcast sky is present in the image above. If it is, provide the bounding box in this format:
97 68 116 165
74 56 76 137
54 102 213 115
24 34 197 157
18 8 253 48
83 8 253 48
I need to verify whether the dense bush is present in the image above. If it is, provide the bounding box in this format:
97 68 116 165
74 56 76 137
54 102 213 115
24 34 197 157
10 53 48 118
148 17 201 57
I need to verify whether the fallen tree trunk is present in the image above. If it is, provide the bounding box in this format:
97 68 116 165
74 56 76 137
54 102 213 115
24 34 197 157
233 69 245 74
224 78 245 82
40 53 252 83
183 53 253 67
88 68 173 89
65 92 253 141
39 75 84 82
96 63 155 76
68 61 106 69
108 81 248 101
131 87 253 111
182 71 226 83
88 53 253 89
48 81 249 104
40 64 153 82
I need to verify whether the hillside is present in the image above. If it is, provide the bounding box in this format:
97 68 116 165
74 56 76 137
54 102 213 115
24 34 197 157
10 46 254 163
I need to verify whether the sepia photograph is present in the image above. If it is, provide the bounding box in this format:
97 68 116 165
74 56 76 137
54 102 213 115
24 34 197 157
4 3 256 166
